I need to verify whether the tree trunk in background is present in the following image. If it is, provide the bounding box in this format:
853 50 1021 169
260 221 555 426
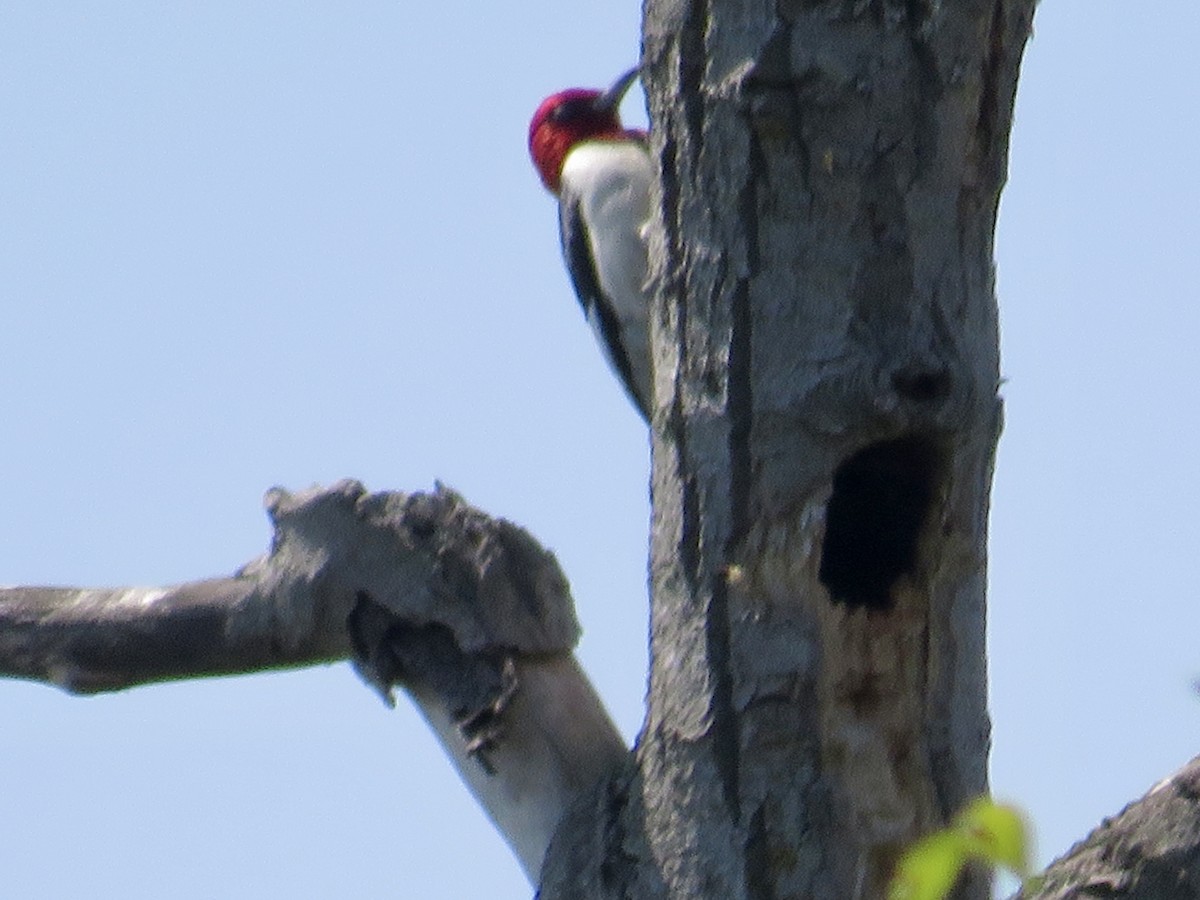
540 1 1036 897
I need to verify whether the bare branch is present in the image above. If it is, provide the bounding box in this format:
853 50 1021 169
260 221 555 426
0 479 628 882
0 578 308 693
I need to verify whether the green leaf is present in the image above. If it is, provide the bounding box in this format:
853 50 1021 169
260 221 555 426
888 831 969 900
955 797 1032 878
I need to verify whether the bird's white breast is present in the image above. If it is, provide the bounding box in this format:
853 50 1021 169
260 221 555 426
559 141 654 326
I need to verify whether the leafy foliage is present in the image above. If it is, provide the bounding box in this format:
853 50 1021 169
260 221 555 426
889 798 1039 900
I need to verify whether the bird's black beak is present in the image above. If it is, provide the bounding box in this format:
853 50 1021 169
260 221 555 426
593 67 640 114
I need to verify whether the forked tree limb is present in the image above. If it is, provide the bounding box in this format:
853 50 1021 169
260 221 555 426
0 479 627 882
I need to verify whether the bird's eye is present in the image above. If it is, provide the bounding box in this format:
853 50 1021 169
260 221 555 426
550 99 588 123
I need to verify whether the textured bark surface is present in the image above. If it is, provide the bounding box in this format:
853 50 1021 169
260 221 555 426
540 1 1035 897
1018 756 1200 900
1 481 579 692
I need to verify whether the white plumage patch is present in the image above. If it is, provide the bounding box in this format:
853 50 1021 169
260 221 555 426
557 140 654 419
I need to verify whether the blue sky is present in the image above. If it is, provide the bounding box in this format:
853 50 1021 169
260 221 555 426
1 3 1197 897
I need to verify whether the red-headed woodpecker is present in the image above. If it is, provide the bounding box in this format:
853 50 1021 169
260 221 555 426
528 68 653 422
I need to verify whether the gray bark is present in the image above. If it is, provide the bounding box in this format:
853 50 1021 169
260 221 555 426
0 480 627 881
540 1 1036 897
1018 755 1200 900
0 481 580 692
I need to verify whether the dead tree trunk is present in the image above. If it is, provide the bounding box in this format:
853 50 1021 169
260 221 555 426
4 3 1198 895
540 2 1036 897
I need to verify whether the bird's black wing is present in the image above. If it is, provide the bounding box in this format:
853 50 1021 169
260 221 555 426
558 196 650 422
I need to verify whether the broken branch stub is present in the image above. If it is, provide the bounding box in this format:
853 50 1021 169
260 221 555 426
251 479 581 672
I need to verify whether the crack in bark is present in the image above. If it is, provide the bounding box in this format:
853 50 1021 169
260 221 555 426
679 0 708 167
707 573 741 821
599 773 639 896
975 0 1006 178
744 805 778 900
727 277 754 548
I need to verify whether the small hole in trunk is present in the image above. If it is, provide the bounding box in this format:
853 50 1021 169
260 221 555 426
819 436 942 610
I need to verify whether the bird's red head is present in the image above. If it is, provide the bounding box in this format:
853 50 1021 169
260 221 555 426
528 68 640 194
